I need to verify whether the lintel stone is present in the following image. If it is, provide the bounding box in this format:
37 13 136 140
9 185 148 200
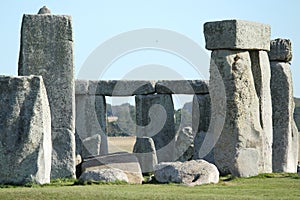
204 19 270 51
155 80 209 94
88 80 156 96
75 80 89 95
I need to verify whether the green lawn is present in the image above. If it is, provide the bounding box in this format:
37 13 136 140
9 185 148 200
0 174 299 200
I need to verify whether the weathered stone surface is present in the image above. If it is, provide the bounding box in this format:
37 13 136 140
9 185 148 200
0 75 51 185
250 51 273 173
269 39 292 62
232 148 259 177
155 80 209 94
79 169 129 183
192 94 213 162
81 153 143 184
175 127 194 162
75 80 89 95
135 94 176 162
154 160 219 185
89 80 155 96
133 137 158 173
75 95 107 158
192 94 211 134
204 20 270 51
271 61 298 172
210 50 264 176
193 131 215 163
38 6 51 14
18 13 75 178
82 135 101 158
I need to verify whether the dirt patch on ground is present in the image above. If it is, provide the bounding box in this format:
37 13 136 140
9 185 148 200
108 136 136 153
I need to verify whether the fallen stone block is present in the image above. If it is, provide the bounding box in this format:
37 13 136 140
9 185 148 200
204 20 270 50
0 75 51 185
155 80 209 94
79 169 129 183
81 152 143 184
154 160 219 186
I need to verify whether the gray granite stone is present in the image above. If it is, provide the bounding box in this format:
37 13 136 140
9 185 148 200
175 127 194 162
250 51 273 173
37 6 51 14
204 20 270 51
0 75 51 185
75 95 107 157
133 137 158 173
88 80 155 96
82 135 101 158
18 13 75 178
81 153 143 184
154 160 219 185
135 94 176 162
269 38 292 62
271 61 298 172
210 50 263 176
192 94 214 162
79 169 128 183
155 80 209 94
75 80 89 95
192 94 211 133
232 148 259 177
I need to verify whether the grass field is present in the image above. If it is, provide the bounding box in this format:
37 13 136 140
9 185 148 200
0 174 299 200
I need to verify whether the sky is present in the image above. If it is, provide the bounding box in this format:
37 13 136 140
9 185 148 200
0 0 299 108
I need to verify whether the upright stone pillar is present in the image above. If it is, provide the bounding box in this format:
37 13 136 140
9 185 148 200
269 38 299 172
135 94 175 162
76 94 107 157
0 75 51 185
204 20 272 176
18 7 75 178
192 94 214 162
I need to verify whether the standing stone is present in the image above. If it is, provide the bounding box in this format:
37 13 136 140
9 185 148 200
175 127 194 162
135 94 176 162
0 75 51 185
133 137 158 173
192 94 213 162
18 10 75 178
249 51 273 173
270 39 298 172
204 19 272 177
75 94 107 158
210 50 263 176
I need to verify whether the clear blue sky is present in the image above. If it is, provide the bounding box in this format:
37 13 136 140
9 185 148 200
0 0 299 99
